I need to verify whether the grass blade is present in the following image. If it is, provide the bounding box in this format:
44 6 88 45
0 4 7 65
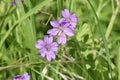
87 0 112 79
0 0 51 49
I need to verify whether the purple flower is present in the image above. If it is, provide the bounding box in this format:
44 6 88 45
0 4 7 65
13 72 30 80
36 35 58 61
47 18 74 44
12 0 24 6
62 9 77 29
12 0 17 6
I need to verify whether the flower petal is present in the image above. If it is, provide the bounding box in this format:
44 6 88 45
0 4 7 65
13 75 21 80
50 20 59 27
58 18 70 28
51 46 58 51
70 13 77 22
35 39 44 49
37 39 44 44
21 72 30 80
63 28 74 36
35 44 41 49
50 42 58 51
46 52 52 61
58 36 66 44
50 51 56 59
39 48 46 58
46 51 56 61
62 22 70 28
47 28 59 36
70 22 76 28
62 9 70 18
12 1 17 6
13 72 30 80
58 18 66 23
44 35 53 44
51 42 58 47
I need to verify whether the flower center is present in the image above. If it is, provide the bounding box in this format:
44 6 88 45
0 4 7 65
45 45 51 51
58 26 64 36
67 17 71 22
59 26 63 30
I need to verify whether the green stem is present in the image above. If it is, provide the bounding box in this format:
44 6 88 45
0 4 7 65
105 5 120 39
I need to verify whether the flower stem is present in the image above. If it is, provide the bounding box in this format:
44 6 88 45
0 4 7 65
62 44 68 56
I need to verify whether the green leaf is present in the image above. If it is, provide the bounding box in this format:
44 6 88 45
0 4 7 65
76 23 90 41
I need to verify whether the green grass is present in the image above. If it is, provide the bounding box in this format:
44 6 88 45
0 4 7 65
0 0 120 80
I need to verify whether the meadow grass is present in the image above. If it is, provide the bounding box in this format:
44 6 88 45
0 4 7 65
0 0 120 80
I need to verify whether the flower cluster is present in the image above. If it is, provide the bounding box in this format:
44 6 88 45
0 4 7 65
13 72 30 80
47 9 77 44
36 9 77 61
12 0 24 6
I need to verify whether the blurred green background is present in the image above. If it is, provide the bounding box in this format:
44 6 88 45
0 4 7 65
0 0 120 80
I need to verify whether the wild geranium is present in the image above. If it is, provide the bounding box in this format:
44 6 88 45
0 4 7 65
36 35 58 61
47 18 74 44
62 9 77 29
36 8 77 61
13 72 30 80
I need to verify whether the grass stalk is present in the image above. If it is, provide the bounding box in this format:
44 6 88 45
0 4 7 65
57 0 63 18
87 0 112 79
0 60 81 71
105 4 120 39
0 0 51 49
69 0 74 12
